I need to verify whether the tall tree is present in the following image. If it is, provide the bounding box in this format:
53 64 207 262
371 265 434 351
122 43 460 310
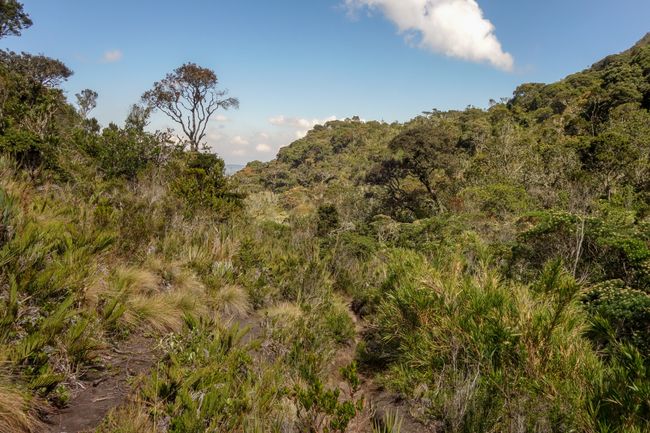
0 0 32 38
142 63 239 152
0 50 72 87
387 122 464 209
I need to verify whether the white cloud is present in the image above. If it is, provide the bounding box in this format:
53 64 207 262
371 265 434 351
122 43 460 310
102 49 123 63
231 149 247 156
255 143 272 152
269 115 337 129
345 0 513 71
232 135 249 146
269 115 341 139
214 114 229 122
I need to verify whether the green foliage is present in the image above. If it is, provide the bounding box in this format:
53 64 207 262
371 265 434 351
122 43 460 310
293 374 361 433
372 409 403 433
461 183 532 218
316 204 340 237
584 280 650 356
138 323 286 432
512 209 650 288
359 250 601 432
591 341 650 432
0 50 74 167
172 151 243 217
76 122 163 179
0 0 32 38
1 12 650 432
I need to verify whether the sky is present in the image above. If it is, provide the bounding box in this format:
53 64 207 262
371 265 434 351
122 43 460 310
3 0 649 164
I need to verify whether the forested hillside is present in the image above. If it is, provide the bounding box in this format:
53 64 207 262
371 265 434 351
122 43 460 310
1 0 650 431
236 33 650 432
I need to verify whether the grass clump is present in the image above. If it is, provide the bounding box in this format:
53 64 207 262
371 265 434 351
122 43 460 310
361 250 602 432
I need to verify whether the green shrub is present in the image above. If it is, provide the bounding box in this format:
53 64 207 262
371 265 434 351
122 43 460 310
171 152 243 218
584 279 650 356
316 204 340 237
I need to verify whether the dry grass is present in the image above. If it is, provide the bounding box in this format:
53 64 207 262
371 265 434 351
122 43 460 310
263 301 303 323
105 263 208 333
214 284 250 317
244 191 288 224
0 382 44 433
111 266 160 296
97 404 156 433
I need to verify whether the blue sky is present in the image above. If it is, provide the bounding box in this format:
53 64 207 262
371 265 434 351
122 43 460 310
3 0 649 164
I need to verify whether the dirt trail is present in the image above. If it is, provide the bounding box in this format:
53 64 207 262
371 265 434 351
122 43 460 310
335 302 435 433
43 306 426 433
45 334 158 433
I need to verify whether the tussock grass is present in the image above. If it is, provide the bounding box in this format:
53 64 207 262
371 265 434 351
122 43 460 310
110 266 160 296
213 284 250 317
362 248 603 432
245 191 288 224
97 404 155 433
0 381 44 433
263 301 303 322
105 263 208 333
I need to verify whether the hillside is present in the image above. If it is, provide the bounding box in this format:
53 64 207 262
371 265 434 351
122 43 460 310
239 32 650 202
2 2 650 432
233 34 650 431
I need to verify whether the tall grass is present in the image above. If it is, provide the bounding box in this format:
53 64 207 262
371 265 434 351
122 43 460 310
361 248 603 432
0 381 44 433
0 156 243 422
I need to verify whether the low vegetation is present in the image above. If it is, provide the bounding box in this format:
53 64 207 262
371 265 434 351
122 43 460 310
1 1 649 431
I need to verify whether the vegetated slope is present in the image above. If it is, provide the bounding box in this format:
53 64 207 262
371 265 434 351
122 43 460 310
240 32 650 197
236 118 399 191
1 19 366 433
232 34 650 433
2 3 650 430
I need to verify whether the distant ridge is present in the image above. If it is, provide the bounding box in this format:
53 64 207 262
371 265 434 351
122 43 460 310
633 32 650 48
225 164 245 176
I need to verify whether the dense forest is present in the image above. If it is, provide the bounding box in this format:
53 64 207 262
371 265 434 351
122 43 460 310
1 1 649 432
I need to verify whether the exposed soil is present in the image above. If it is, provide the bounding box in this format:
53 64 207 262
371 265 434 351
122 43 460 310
337 302 436 433
43 304 430 433
45 334 158 433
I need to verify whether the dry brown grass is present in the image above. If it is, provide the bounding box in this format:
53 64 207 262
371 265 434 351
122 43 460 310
0 382 45 433
214 284 250 317
97 404 156 433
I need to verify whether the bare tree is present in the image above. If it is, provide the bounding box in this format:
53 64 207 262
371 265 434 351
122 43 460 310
142 63 238 152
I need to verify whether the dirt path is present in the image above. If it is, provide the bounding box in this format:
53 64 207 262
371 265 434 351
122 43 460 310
334 302 435 433
45 334 158 433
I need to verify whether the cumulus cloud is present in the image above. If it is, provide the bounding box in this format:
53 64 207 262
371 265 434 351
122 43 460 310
345 0 513 71
102 49 123 63
214 114 229 122
256 143 272 152
232 135 249 146
269 115 338 129
269 115 338 138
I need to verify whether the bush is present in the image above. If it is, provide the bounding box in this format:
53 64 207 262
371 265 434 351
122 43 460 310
316 204 340 237
76 122 164 179
171 152 243 218
584 279 650 356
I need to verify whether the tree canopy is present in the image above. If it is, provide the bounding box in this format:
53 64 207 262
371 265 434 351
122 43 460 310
0 0 31 38
142 63 239 152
